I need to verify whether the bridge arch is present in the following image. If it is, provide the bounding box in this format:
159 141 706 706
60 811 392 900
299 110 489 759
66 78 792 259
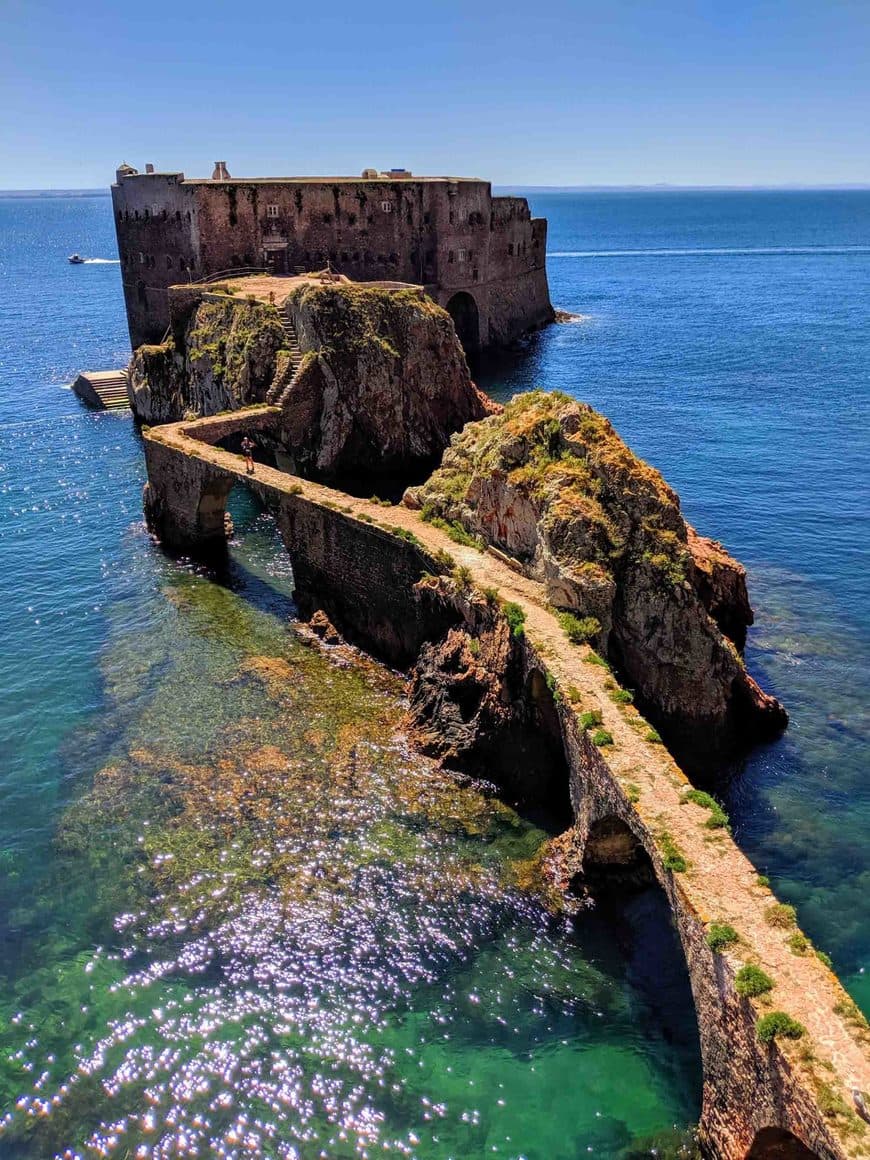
747 1128 821 1160
445 291 481 353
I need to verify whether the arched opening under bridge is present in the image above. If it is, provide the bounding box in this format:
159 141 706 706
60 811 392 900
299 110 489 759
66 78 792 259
747 1128 821 1160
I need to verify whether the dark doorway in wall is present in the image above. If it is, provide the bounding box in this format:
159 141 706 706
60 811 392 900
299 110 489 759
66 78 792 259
445 291 480 354
265 248 287 275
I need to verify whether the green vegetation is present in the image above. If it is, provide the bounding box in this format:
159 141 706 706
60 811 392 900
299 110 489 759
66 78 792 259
815 949 833 970
481 586 500 606
566 686 583 704
658 831 687 873
645 727 663 744
390 526 424 549
420 505 484 549
787 932 811 956
452 565 473 590
681 788 730 830
765 903 797 929
705 923 739 953
735 965 774 997
585 651 611 670
609 688 634 705
591 729 614 747
642 549 686 587
833 997 870 1034
468 638 481 658
545 672 562 704
432 548 455 571
579 709 603 730
756 874 770 888
503 602 526 639
625 783 641 803
556 611 601 645
756 1011 805 1044
287 482 304 496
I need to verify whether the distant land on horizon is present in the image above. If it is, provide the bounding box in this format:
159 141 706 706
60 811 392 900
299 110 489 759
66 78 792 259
2 183 870 199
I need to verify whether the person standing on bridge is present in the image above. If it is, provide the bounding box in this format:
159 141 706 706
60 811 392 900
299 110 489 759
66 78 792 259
241 435 256 475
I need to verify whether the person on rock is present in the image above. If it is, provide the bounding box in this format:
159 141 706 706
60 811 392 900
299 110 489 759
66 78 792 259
241 435 256 475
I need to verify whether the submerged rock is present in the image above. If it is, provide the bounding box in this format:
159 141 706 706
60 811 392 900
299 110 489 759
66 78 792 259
405 391 787 771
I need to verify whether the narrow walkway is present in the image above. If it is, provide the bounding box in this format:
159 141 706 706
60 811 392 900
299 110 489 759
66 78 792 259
147 409 870 1149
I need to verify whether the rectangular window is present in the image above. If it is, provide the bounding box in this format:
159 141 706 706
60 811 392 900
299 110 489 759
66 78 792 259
448 250 455 263
381 200 394 213
458 248 467 262
266 204 280 218
508 243 514 256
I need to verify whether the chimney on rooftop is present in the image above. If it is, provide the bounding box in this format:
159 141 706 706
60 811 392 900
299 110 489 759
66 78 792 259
145 163 155 174
211 161 231 180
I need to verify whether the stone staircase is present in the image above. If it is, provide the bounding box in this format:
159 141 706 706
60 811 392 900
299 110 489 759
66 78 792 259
72 369 131 410
266 308 305 406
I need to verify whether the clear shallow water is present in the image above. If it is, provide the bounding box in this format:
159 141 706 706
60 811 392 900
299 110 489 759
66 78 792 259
0 189 866 1158
0 199 700 1158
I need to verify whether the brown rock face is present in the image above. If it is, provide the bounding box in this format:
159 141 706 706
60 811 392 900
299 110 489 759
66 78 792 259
128 298 284 424
688 527 754 649
408 580 571 816
276 284 498 481
406 391 787 773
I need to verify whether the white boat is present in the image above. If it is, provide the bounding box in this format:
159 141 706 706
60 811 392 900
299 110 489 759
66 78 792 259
68 253 85 264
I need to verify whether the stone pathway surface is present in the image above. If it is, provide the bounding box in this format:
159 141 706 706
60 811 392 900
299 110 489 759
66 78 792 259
148 409 870 1141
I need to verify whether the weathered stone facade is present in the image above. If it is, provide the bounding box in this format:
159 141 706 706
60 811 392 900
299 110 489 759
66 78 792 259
111 164 553 351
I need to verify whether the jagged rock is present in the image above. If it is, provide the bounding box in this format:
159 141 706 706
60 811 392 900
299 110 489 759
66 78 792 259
408 580 571 814
308 610 342 645
275 284 498 479
128 298 284 424
405 391 786 771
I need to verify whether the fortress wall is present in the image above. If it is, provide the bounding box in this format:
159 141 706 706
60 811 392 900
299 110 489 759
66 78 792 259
112 174 199 346
113 170 553 350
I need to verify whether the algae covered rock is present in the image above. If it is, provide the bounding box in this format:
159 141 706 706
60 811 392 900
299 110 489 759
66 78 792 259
275 283 498 480
129 297 284 423
406 390 786 770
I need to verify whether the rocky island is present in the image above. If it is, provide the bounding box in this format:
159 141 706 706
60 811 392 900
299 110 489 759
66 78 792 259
124 251 869 1160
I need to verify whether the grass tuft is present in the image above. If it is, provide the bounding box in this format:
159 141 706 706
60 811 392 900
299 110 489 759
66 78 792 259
706 923 739 953
756 1011 805 1044
735 965 774 997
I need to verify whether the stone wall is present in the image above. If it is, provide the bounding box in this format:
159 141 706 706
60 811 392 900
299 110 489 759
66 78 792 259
112 168 553 350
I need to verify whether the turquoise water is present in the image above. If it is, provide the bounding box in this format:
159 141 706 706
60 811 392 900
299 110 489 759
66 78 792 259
0 189 867 1157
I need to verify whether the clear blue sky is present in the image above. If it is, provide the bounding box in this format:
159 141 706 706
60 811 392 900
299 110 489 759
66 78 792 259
2 0 869 189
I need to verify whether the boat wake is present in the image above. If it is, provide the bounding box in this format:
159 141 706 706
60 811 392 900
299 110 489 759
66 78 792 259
548 246 870 258
82 257 120 264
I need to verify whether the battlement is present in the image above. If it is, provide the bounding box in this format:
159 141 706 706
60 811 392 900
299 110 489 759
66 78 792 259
111 160 554 351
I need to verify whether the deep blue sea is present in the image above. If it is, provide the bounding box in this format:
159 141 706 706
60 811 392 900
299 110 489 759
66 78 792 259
0 190 867 1159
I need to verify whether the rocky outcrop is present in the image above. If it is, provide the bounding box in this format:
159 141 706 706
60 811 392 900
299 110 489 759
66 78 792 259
408 578 570 814
128 297 284 424
405 391 786 771
130 281 496 483
275 283 497 480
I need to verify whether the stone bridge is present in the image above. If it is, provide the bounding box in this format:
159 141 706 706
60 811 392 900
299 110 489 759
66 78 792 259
142 407 870 1160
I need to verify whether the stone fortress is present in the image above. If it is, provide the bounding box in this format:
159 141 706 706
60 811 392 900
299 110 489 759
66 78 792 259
112 161 554 352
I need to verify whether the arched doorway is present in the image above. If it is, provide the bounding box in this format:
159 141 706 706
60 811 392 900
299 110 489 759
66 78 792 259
747 1128 820 1160
445 291 480 354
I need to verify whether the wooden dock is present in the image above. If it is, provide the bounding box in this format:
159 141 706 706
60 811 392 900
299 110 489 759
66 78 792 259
72 369 130 411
